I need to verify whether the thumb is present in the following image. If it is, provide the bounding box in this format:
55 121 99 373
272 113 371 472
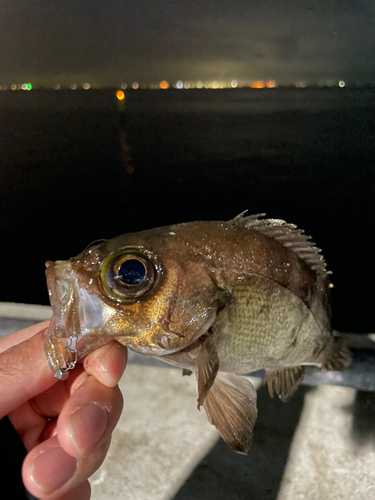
0 329 56 419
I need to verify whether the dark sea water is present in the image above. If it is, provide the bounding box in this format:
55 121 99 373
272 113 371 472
0 88 374 332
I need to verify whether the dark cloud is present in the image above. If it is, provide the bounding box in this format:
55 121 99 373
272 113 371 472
0 0 374 84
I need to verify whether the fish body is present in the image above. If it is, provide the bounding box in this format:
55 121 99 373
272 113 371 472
45 214 350 453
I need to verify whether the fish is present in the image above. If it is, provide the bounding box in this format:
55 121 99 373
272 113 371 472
44 213 351 453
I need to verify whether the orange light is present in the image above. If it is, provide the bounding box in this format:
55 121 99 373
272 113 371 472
250 81 265 89
159 80 169 89
116 90 125 101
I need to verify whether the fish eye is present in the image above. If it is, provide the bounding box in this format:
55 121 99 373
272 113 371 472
100 250 155 301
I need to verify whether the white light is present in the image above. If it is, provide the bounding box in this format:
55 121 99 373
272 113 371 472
176 80 183 89
231 79 238 88
54 84 60 90
70 83 77 90
132 82 139 90
338 80 345 88
121 82 127 89
82 82 91 90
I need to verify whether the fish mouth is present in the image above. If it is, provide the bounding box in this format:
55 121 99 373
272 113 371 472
45 260 114 342
45 260 81 340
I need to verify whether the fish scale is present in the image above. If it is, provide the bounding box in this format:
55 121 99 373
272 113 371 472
213 275 329 373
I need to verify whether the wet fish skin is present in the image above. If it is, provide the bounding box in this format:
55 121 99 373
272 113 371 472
44 214 351 453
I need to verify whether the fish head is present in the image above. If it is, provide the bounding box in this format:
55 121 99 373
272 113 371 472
45 225 226 363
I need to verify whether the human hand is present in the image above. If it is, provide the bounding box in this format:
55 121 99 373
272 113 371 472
0 321 127 499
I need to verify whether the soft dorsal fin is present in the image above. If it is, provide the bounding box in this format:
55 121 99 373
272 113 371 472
231 212 329 275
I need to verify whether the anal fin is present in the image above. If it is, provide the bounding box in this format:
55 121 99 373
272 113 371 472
203 373 258 454
321 337 352 371
197 334 219 409
265 365 305 402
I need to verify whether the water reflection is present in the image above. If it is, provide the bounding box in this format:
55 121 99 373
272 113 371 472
117 90 134 175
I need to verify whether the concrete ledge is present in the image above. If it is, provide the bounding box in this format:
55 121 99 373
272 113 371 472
0 302 52 320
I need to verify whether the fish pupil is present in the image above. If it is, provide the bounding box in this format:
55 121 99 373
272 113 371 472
117 259 146 286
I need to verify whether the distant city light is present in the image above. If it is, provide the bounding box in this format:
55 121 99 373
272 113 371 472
82 82 91 90
196 81 203 89
230 79 238 88
70 83 77 90
159 80 169 89
26 83 32 91
250 80 265 89
54 84 60 90
184 81 191 89
21 83 27 90
219 81 226 89
265 80 277 88
116 90 125 101
338 80 346 88
176 80 183 89
121 82 127 89
132 82 139 89
11 84 17 90
295 81 306 88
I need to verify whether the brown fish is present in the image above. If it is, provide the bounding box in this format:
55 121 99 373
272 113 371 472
44 213 351 453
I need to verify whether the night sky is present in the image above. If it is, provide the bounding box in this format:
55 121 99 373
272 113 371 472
1 0 375 85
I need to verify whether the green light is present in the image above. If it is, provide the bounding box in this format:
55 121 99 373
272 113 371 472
26 83 32 91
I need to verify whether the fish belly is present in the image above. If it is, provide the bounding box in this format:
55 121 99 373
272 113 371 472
214 275 331 374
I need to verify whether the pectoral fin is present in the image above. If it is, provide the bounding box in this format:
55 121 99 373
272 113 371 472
196 334 219 409
203 373 258 454
265 366 305 402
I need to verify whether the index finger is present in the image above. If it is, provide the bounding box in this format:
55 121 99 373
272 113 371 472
0 329 56 419
0 320 50 355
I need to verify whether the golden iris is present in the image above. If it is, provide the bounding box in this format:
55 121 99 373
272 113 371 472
100 250 155 301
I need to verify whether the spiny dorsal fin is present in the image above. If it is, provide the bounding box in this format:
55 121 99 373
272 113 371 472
265 366 305 402
203 373 258 454
231 211 329 275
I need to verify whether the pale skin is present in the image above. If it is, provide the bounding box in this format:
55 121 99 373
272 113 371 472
0 320 127 500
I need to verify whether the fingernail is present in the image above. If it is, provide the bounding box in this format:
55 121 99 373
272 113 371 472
31 446 77 494
68 403 109 455
101 344 127 386
100 357 115 386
